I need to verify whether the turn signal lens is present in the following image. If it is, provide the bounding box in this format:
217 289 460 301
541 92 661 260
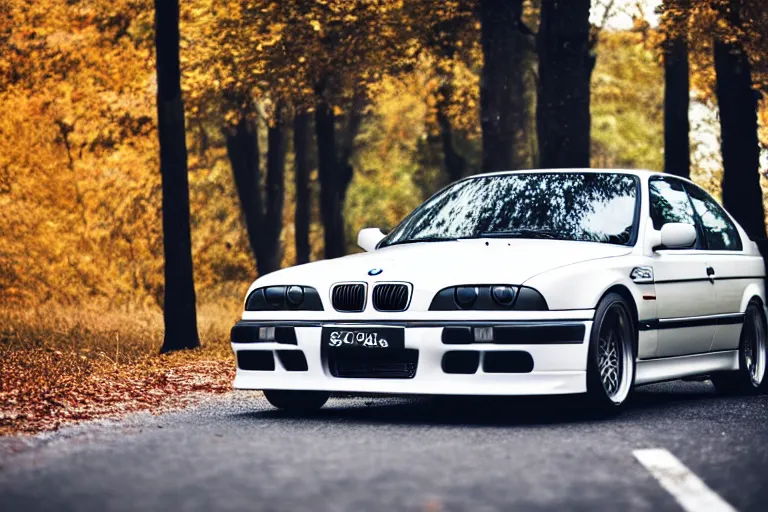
455 286 479 309
630 267 654 283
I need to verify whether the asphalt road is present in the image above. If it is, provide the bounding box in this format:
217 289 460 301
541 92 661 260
1 381 767 512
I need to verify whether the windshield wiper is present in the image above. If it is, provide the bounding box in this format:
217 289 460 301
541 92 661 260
385 236 458 247
480 229 559 240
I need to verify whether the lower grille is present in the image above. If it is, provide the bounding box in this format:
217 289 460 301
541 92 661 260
237 350 275 371
442 350 480 374
483 351 534 373
328 349 418 379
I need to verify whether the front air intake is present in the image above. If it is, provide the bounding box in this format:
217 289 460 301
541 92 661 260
331 283 366 312
372 283 410 312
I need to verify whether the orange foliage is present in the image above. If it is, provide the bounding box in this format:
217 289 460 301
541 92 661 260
1 0 256 308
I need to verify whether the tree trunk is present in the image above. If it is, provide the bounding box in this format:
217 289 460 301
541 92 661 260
714 0 765 239
314 83 364 259
478 0 531 172
536 0 593 169
262 103 286 274
225 114 263 269
155 0 199 353
293 112 312 265
315 95 345 259
662 0 691 178
225 107 286 277
437 66 466 182
338 90 365 203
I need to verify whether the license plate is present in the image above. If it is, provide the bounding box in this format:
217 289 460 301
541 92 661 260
322 326 405 350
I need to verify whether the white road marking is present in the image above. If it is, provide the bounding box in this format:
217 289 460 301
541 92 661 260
633 448 738 512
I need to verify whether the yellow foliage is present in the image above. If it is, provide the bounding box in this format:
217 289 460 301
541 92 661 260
0 0 254 308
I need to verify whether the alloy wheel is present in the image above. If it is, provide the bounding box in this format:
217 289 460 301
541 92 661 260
597 304 633 403
744 306 767 388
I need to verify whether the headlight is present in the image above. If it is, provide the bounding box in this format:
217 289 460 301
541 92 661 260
455 286 479 309
429 285 548 311
245 286 324 311
491 285 517 306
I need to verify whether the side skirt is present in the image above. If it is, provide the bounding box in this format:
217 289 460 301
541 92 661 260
635 350 739 386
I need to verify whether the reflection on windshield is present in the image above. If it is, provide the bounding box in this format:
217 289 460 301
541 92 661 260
379 173 639 247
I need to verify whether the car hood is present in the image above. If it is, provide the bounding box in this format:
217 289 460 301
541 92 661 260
254 239 632 292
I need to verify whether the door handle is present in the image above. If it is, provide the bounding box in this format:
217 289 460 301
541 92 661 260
706 266 715 281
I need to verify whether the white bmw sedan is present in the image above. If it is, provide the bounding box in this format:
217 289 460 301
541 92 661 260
231 169 767 412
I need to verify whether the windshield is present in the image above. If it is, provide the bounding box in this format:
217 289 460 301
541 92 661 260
379 173 640 248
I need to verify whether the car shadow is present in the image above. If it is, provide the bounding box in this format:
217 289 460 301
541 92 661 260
233 380 738 428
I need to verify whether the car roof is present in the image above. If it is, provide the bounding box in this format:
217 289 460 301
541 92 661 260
468 168 663 180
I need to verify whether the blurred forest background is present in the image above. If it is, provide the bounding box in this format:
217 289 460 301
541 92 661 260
2 0 767 314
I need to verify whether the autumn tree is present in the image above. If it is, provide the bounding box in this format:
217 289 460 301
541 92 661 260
712 0 765 239
277 1 415 259
293 112 313 265
155 0 200 352
660 0 691 178
314 85 347 259
186 0 416 261
591 29 664 171
183 0 290 276
537 0 593 169
0 0 174 306
409 1 475 183
223 109 287 276
432 18 469 183
304 0 411 259
478 0 536 172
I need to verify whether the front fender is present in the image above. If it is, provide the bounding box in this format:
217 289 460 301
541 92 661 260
523 256 655 318
524 257 659 359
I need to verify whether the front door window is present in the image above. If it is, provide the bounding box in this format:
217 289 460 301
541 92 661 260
649 178 702 249
684 184 742 251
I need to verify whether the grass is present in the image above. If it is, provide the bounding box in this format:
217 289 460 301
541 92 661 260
0 302 241 435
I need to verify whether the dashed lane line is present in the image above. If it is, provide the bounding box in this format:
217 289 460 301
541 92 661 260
633 448 738 512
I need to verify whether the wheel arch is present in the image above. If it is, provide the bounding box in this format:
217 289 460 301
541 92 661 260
599 284 640 355
740 282 767 313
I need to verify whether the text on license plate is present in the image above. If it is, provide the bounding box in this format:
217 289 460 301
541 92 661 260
322 327 404 350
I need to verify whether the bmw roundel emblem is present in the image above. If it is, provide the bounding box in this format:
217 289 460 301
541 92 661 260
368 268 383 276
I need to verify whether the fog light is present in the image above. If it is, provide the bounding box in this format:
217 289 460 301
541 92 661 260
455 286 478 309
286 286 304 307
258 326 276 341
491 286 517 306
474 327 494 342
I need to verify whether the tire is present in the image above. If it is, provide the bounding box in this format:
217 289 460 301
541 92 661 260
711 300 768 395
585 293 636 412
263 390 330 412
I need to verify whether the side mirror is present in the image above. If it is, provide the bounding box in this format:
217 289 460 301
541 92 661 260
657 223 697 250
357 228 385 252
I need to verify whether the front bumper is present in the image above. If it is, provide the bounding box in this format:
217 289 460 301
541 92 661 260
231 317 593 396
